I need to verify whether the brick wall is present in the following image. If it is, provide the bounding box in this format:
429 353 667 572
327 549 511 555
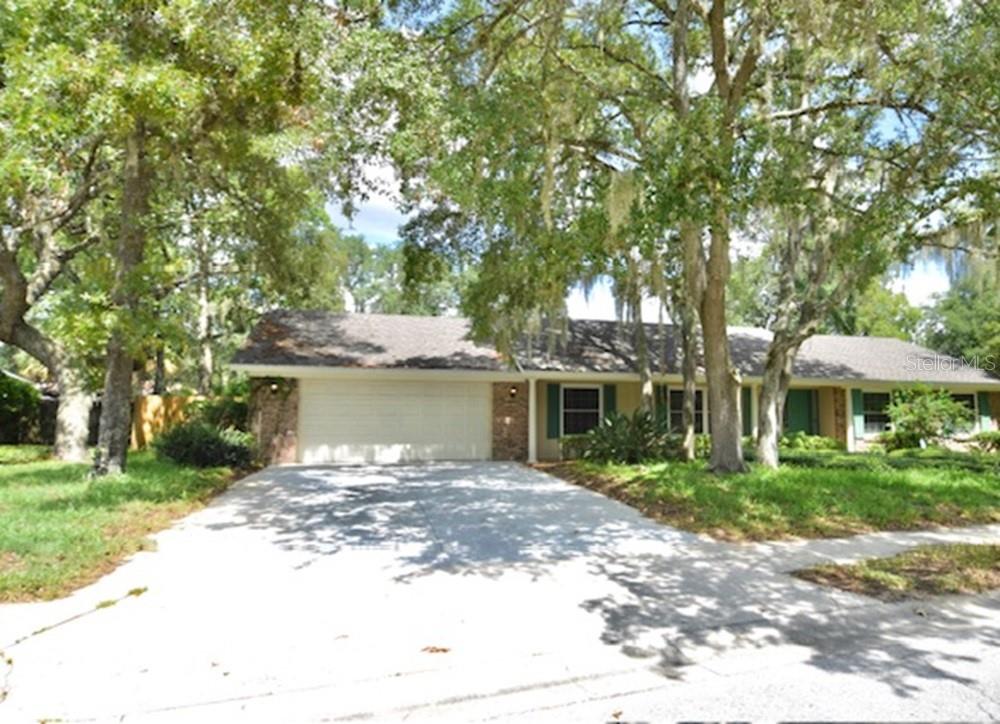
249 378 299 465
832 387 848 448
492 382 528 461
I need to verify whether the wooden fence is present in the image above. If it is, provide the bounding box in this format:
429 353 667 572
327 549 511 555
131 395 199 449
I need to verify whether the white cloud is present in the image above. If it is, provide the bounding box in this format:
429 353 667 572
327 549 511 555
566 280 665 321
326 162 410 246
893 260 951 306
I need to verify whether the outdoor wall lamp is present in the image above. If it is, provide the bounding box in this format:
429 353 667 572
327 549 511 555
270 383 279 394
508 385 519 399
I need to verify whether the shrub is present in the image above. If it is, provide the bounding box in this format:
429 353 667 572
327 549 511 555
573 411 713 463
779 431 844 451
878 429 924 452
0 373 40 444
560 435 590 460
154 421 255 468
190 397 249 431
885 386 974 447
693 433 712 460
973 430 1000 454
578 410 674 464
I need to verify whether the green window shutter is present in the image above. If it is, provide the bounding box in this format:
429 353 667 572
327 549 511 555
546 383 561 439
785 389 811 433
851 389 865 438
978 392 993 431
654 384 667 423
810 389 820 435
741 387 752 437
603 384 617 418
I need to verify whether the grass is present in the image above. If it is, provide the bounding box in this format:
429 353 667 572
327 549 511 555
794 544 1000 601
0 445 52 465
551 450 1000 542
0 450 234 602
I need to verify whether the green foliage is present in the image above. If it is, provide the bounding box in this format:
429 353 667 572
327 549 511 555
885 386 975 447
727 255 773 328
342 236 464 315
559 435 590 461
154 422 255 469
0 451 230 601
570 448 1000 541
1 0 417 404
573 411 711 464
796 544 1000 601
187 377 250 431
924 270 1000 369
826 279 923 340
0 375 40 444
577 411 674 464
878 429 925 453
190 397 249 432
973 431 1000 454
779 432 845 452
0 445 51 465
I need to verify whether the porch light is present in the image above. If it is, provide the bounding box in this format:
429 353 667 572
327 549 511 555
270 383 279 394
509 385 519 399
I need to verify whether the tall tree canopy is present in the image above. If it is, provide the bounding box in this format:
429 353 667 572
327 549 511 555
0 1 425 469
394 0 982 471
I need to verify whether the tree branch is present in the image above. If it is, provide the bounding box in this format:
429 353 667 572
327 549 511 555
708 0 730 100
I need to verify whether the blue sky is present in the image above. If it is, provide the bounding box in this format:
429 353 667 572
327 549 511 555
331 194 952 319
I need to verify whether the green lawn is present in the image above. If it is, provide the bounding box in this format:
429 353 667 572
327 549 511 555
553 450 1000 541
0 451 233 602
795 544 1000 601
0 445 53 465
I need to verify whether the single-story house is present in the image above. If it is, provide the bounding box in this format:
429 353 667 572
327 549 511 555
231 310 1000 465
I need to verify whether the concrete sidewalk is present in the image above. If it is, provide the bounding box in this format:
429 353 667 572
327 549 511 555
2 462 999 722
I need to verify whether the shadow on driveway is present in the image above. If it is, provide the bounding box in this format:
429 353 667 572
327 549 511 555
204 462 1000 701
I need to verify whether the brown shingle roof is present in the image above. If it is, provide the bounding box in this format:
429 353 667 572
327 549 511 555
232 311 1000 386
231 310 506 371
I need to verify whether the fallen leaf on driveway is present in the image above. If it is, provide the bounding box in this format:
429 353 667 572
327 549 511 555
421 646 450 654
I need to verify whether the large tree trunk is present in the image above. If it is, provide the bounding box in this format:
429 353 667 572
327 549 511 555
632 293 654 413
95 121 150 476
152 340 166 395
196 230 214 395
671 6 702 463
756 339 799 469
700 223 745 473
5 320 90 462
53 366 91 463
675 293 698 461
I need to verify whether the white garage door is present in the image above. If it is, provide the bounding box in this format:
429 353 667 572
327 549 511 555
298 378 492 463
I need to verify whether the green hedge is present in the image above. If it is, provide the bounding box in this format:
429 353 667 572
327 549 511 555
154 421 255 468
0 374 40 444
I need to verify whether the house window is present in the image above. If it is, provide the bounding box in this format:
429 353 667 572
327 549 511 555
951 393 976 432
562 386 601 435
668 389 706 434
862 392 891 436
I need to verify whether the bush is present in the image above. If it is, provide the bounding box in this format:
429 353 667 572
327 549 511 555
973 430 1000 454
572 411 713 463
0 374 40 444
693 433 712 460
190 397 249 431
779 431 844 451
878 429 924 452
885 386 974 447
578 410 674 464
154 421 255 468
560 435 590 460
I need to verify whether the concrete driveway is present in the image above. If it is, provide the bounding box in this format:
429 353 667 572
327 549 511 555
2 462 1000 722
